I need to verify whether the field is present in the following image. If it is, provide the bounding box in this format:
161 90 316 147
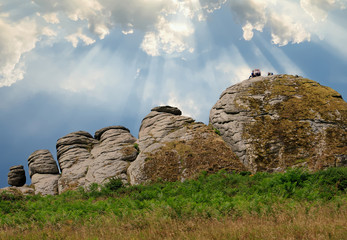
1 168 346 239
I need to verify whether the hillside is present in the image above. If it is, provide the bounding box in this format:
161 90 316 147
1 168 346 239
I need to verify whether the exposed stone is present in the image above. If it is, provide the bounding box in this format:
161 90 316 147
151 106 182 115
28 150 59 177
210 75 347 172
57 127 137 193
94 126 130 140
31 174 60 195
8 165 26 187
0 185 34 196
128 106 246 185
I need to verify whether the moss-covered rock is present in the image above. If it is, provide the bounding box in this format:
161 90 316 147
128 106 246 184
210 75 347 172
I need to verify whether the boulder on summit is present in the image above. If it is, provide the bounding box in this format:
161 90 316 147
210 74 347 172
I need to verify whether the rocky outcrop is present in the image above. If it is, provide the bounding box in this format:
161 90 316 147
7 165 26 187
84 126 138 186
2 73 346 196
57 126 137 193
28 150 59 177
27 150 60 195
128 106 246 185
31 174 60 195
0 185 34 196
210 75 347 172
56 131 97 192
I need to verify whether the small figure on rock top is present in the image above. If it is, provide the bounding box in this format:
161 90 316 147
249 69 261 78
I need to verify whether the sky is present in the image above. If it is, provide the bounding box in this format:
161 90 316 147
1 0 347 188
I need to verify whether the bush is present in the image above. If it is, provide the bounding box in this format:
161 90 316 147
213 127 221 136
104 177 124 191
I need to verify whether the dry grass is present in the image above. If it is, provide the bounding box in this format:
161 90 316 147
1 204 346 240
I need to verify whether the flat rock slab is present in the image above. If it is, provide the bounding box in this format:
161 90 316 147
151 106 182 115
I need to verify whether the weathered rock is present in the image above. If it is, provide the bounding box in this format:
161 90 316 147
84 126 138 186
0 185 34 196
128 106 247 185
151 106 182 115
57 127 137 193
94 126 130 140
8 165 26 187
210 75 347 172
31 174 60 195
56 131 97 192
28 150 59 177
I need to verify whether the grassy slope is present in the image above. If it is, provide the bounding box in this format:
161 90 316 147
1 167 346 239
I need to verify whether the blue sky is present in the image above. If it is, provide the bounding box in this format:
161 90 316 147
1 0 346 188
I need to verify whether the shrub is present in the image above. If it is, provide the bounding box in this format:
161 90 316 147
134 143 140 152
213 127 221 136
104 177 124 191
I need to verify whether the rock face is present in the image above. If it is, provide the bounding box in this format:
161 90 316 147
31 174 60 195
27 150 60 195
28 150 59 177
57 126 138 193
3 75 346 196
128 106 246 185
0 185 34 196
8 165 26 187
210 75 347 172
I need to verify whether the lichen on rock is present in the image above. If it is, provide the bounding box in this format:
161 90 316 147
210 74 347 172
56 127 138 193
128 106 246 185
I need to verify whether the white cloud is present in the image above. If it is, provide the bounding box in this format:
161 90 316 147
0 0 346 88
270 13 310 46
29 0 347 51
141 16 195 56
164 91 201 119
228 0 313 46
42 27 57 37
42 12 60 24
65 29 96 47
141 32 160 57
229 0 267 40
0 16 38 87
300 0 346 22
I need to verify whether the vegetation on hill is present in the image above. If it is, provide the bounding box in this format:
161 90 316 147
1 167 346 239
242 75 347 170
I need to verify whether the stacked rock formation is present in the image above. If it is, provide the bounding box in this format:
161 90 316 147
28 150 60 195
128 106 246 185
210 75 347 172
56 126 138 192
3 74 347 195
7 165 26 187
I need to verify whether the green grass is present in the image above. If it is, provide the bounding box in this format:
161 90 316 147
0 167 346 229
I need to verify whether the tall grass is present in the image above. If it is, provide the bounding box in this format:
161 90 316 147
0 167 346 239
